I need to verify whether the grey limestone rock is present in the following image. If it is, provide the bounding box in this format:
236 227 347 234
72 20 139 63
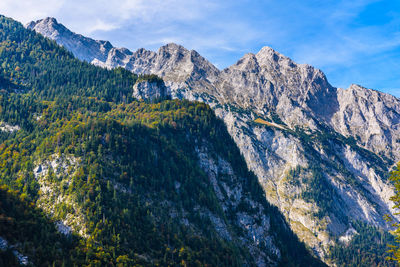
132 79 168 101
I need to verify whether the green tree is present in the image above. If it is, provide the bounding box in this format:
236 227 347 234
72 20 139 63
387 163 400 262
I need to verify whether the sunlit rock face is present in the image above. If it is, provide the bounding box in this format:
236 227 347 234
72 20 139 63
132 80 168 101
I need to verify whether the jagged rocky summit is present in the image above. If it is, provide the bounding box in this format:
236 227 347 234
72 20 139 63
27 17 400 262
26 17 114 63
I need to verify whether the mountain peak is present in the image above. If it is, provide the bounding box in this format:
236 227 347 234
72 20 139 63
257 46 280 56
42 17 58 24
255 46 297 68
158 43 189 54
26 17 61 30
230 53 259 72
26 16 70 40
26 17 116 63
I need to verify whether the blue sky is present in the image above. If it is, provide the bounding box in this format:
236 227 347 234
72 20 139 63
1 0 400 96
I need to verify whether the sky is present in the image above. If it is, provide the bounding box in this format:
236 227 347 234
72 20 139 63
1 0 400 96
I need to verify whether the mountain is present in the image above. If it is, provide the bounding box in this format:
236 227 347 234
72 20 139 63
26 17 114 63
27 17 400 264
0 15 326 266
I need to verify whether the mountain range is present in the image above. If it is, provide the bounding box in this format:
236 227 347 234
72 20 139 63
26 17 400 262
0 14 397 266
0 14 329 266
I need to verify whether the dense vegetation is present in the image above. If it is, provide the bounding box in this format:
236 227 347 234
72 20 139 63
0 96 324 266
387 163 400 264
0 185 80 266
0 15 325 266
0 15 137 103
328 221 395 267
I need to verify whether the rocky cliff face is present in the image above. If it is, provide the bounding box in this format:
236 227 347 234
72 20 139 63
332 84 400 160
132 79 168 101
28 17 400 262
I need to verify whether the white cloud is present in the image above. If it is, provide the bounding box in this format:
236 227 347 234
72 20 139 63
85 19 119 33
0 0 218 34
0 0 65 23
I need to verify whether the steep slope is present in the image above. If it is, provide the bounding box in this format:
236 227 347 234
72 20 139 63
0 185 80 266
26 16 400 264
0 15 324 266
3 98 326 266
332 84 400 160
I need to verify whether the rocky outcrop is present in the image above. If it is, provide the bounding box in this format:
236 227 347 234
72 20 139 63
29 17 400 263
0 121 20 132
132 79 168 101
0 236 29 265
34 154 88 237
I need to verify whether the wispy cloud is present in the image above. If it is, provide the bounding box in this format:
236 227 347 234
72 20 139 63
0 0 65 23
